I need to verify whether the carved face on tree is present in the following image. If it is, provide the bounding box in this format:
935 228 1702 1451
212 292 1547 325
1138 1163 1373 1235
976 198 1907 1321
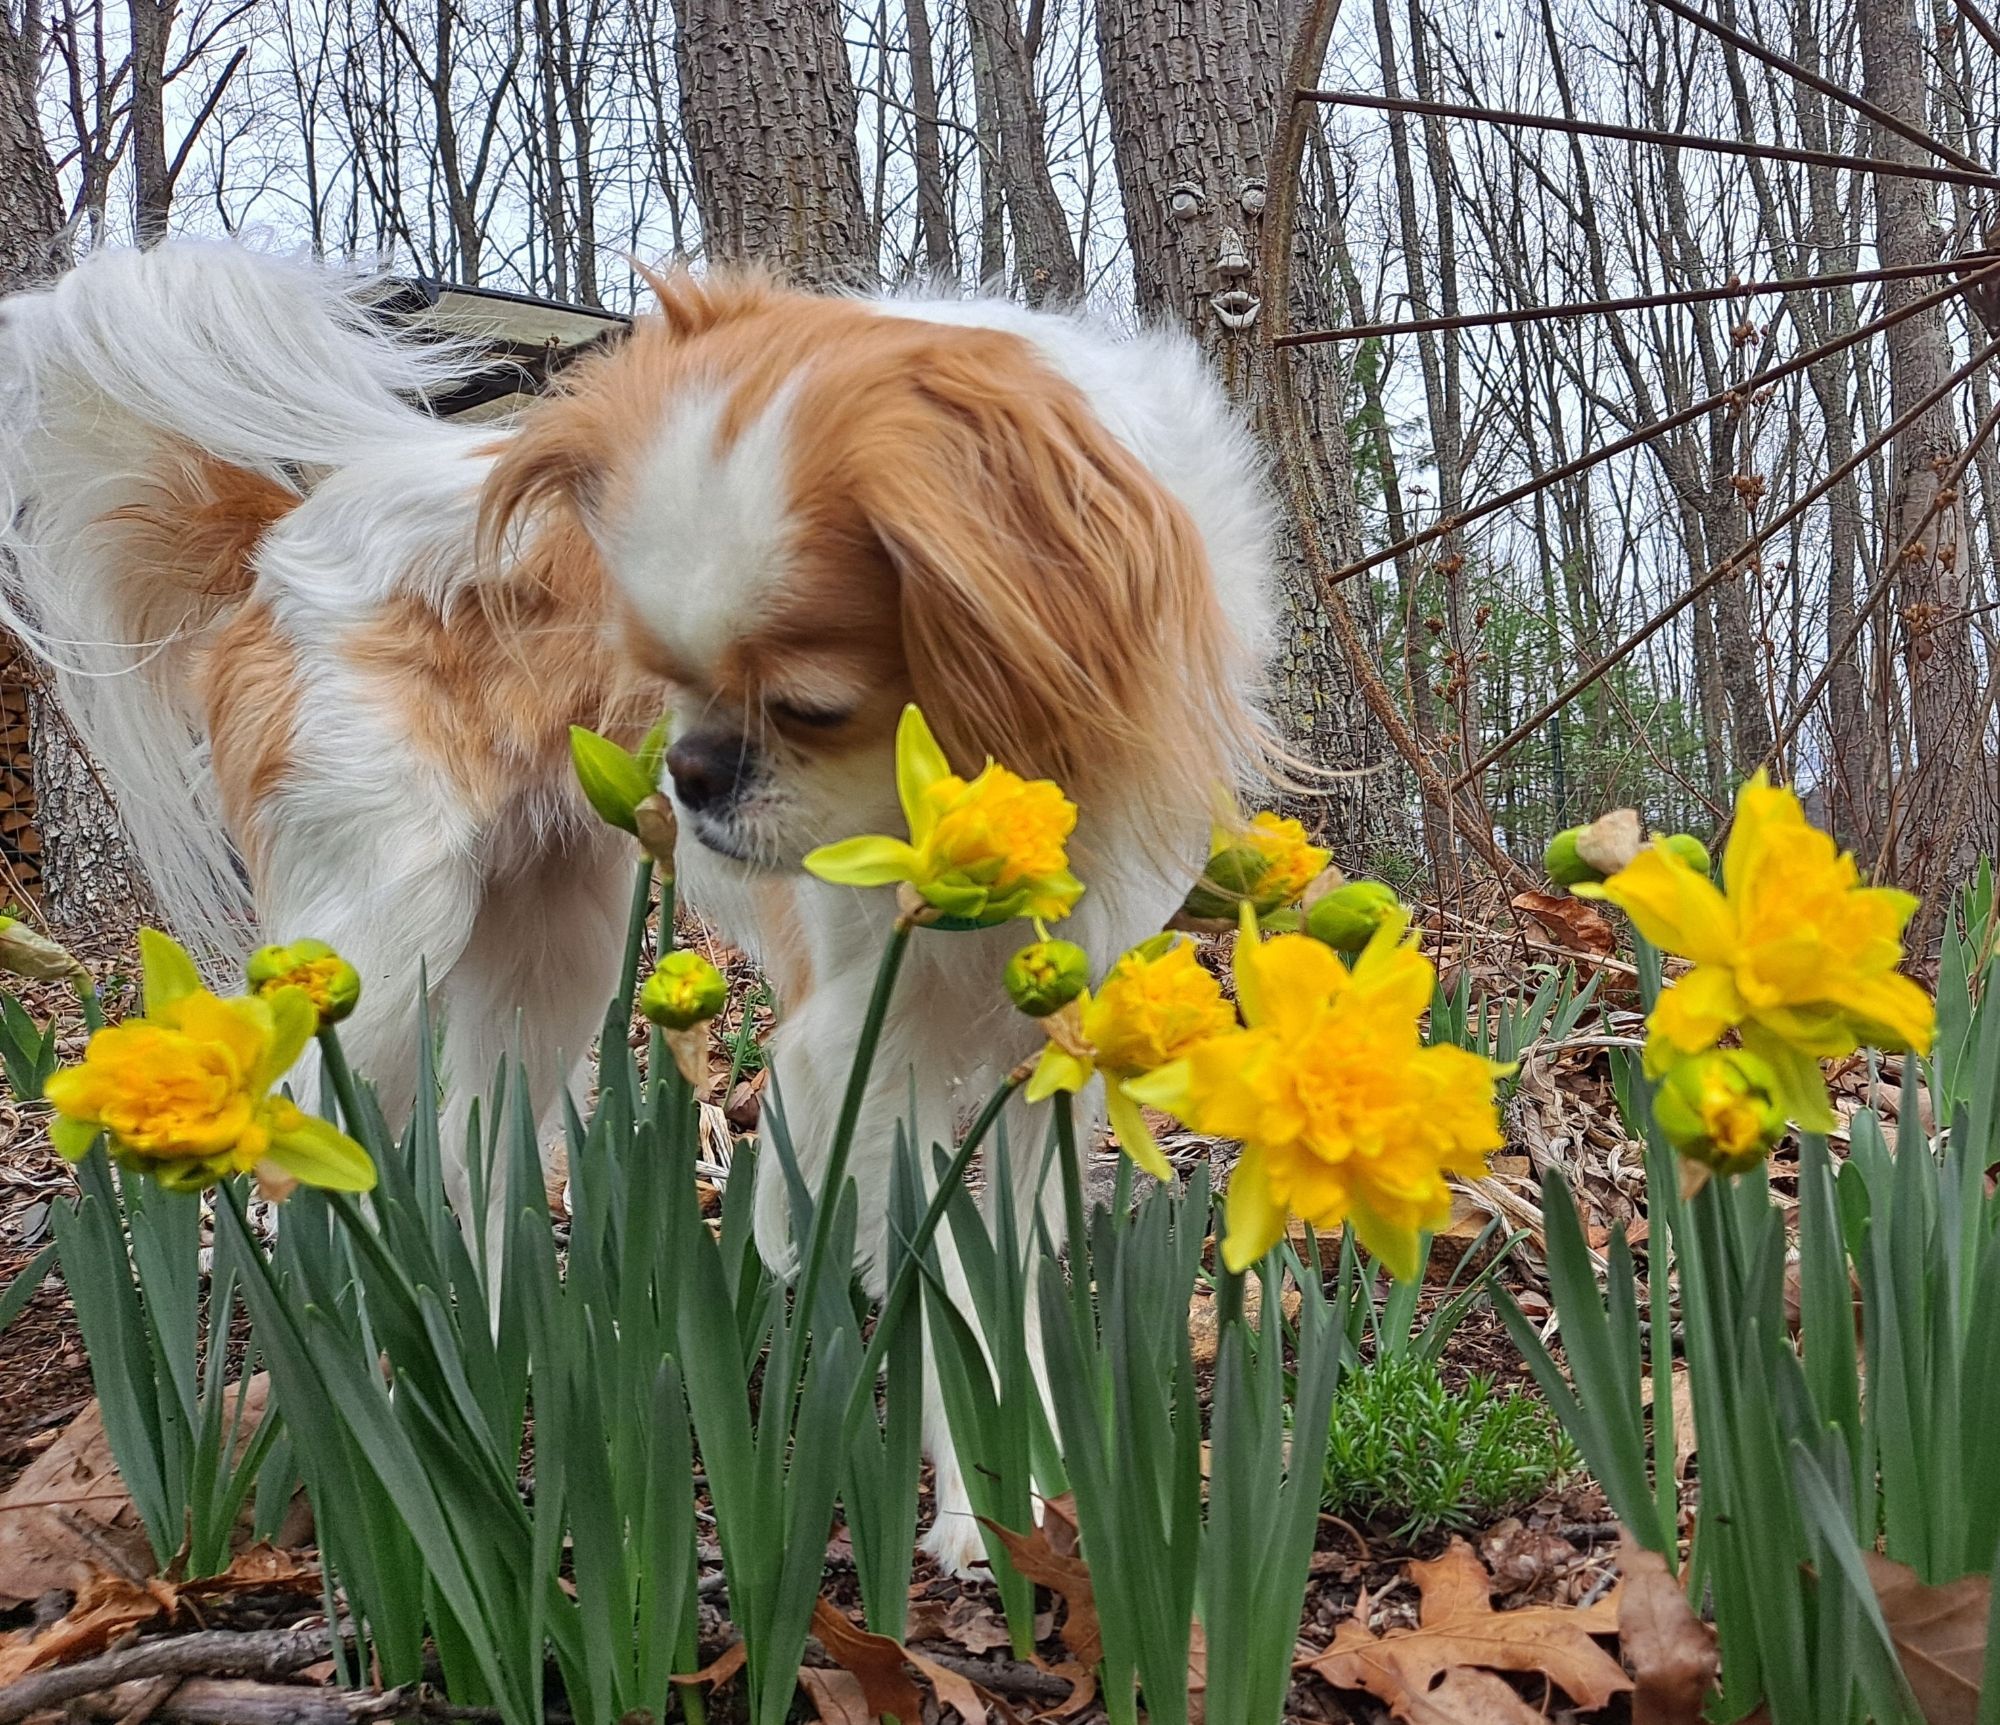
1167 176 1269 332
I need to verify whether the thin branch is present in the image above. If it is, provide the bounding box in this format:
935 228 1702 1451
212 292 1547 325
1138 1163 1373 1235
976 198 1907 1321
1449 331 2000 790
1293 89 2000 190
1307 256 2000 590
1275 255 1994 345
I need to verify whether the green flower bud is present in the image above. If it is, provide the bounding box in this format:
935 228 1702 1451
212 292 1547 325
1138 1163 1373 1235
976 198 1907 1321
1653 1049 1786 1176
1180 842 1271 922
1304 880 1403 954
247 938 362 1025
1542 827 1596 887
640 950 728 1031
1660 833 1712 877
0 915 85 984
570 726 658 836
1004 939 1091 1017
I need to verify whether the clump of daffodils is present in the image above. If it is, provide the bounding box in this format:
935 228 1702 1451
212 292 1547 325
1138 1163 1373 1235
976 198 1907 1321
1024 934 1238 1178
1130 909 1508 1279
247 938 361 1027
1180 811 1331 924
45 929 373 1199
806 705 1083 928
1575 772 1934 1137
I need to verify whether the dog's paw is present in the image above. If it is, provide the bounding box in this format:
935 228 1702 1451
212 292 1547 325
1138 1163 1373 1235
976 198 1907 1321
919 1510 991 1581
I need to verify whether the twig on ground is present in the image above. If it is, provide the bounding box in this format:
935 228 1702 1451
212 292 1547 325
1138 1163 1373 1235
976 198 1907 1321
0 1620 341 1723
908 1648 1078 1704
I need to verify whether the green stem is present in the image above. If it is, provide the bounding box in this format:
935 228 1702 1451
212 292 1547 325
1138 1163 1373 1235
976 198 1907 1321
315 1028 367 1135
72 972 104 1032
1111 1150 1133 1223
793 923 912 1336
1217 1262 1246 1331
613 856 657 1030
1054 1092 1088 1303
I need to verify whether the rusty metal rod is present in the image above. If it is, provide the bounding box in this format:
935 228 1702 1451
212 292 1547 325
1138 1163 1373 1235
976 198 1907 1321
1762 393 2000 770
1275 256 1992 347
1309 256 2000 591
1448 329 2000 791
1646 0 1989 177
1293 89 2000 190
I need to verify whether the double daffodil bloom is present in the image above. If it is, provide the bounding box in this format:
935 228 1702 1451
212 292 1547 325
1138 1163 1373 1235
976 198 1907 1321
1026 934 1237 1179
1128 911 1506 1280
1653 1049 1787 1179
1574 773 1934 1133
1181 812 1332 922
45 929 375 1198
246 938 361 1026
805 705 1084 928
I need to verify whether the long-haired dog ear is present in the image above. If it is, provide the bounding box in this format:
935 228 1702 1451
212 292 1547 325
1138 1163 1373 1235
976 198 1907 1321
854 331 1261 807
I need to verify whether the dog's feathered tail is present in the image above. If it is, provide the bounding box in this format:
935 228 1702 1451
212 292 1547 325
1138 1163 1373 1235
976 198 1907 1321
0 241 486 974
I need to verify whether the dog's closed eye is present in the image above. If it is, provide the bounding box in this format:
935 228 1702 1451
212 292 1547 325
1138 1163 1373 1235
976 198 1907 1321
768 699 854 730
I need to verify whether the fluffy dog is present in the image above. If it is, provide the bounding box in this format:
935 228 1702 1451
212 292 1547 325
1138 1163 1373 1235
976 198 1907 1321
0 242 1278 1568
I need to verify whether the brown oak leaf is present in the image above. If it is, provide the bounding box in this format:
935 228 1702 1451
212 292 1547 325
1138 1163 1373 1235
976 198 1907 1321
1510 890 1615 959
1616 1534 1717 1724
1304 1537 1631 1717
810 1598 927 1722
980 1516 1101 1668
1866 1551 1989 1724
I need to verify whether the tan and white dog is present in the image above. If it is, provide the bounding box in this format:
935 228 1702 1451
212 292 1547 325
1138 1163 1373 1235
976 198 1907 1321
0 242 1280 1568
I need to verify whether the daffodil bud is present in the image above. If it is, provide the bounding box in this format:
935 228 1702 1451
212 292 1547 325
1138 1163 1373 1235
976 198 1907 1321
0 916 85 984
1004 939 1091 1017
639 950 727 1031
1180 841 1271 922
570 725 659 836
1305 880 1403 954
247 938 362 1025
1659 833 1712 877
1542 827 1595 886
633 792 679 870
1652 1049 1786 1177
1181 812 1332 921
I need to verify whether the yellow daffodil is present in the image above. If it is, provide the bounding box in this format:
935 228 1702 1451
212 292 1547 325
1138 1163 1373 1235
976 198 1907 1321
639 950 728 1031
246 939 361 1026
805 705 1083 928
1026 934 1237 1179
45 930 374 1198
1574 773 1934 1132
1003 938 1091 1018
1181 812 1332 922
1127 911 1506 1280
1652 1049 1787 1179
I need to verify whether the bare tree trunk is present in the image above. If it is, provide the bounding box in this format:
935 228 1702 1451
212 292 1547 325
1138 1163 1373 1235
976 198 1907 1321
2 4 149 943
963 0 1078 303
127 0 171 243
903 0 956 280
1858 0 1989 889
671 0 873 286
1093 0 1398 861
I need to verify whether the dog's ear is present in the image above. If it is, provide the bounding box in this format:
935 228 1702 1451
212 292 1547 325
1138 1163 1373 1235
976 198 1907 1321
853 330 1259 809
477 388 610 564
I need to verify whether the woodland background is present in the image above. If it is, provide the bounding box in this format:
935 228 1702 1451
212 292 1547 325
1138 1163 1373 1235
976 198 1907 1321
2 0 1998 942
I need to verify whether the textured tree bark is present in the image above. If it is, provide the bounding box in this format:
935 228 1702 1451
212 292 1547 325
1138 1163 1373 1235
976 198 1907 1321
670 0 874 286
1858 0 1991 889
1 10 150 943
902 0 956 280
1093 0 1400 860
963 0 1078 304
127 0 172 244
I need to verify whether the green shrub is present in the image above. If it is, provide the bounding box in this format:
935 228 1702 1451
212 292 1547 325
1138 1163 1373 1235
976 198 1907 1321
1322 1352 1574 1537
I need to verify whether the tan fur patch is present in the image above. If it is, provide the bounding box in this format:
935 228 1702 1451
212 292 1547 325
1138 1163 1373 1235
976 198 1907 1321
197 602 299 878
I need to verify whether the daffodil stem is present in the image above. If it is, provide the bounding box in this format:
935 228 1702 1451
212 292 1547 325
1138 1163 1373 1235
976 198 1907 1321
1053 1093 1088 1277
1217 1262 1246 1330
613 856 657 1030
315 1028 366 1136
794 922 913 1345
1111 1152 1133 1222
71 973 104 1033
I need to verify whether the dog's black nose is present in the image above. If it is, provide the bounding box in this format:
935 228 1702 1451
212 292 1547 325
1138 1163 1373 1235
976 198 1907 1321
666 730 754 813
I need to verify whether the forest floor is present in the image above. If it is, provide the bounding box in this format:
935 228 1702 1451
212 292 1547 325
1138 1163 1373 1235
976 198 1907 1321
0 902 1911 1722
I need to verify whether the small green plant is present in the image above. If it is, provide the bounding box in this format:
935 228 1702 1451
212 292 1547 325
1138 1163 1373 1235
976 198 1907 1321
721 976 772 1086
1321 1353 1574 1537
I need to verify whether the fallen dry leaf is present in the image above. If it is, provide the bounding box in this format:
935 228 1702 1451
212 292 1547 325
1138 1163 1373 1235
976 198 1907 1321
980 1518 1101 1668
0 1573 178 1684
1866 1551 1989 1724
798 1666 874 1725
1616 1534 1716 1724
810 1598 927 1723
905 1646 992 1724
1396 1667 1545 1723
671 1640 747 1690
1477 1518 1577 1597
1511 890 1615 959
1304 1537 1631 1716
939 1592 1013 1654
1639 1365 1699 1483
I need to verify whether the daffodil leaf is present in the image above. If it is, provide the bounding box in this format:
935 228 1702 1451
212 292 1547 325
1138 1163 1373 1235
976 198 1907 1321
802 835 919 887
138 927 203 1016
267 1113 377 1192
894 705 950 840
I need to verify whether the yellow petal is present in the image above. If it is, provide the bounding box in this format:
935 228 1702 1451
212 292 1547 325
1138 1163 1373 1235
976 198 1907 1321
1122 1055 1193 1120
252 988 318 1093
1646 964 1747 1059
1026 1044 1092 1102
1239 933 1347 1039
139 928 203 1017
1106 1081 1172 1181
1231 901 1266 1023
265 1107 377 1193
1580 846 1737 966
1722 770 1804 902
1824 969 1937 1057
803 835 921 887
895 705 951 843
1348 1199 1424 1284
1221 1146 1287 1273
49 1115 101 1161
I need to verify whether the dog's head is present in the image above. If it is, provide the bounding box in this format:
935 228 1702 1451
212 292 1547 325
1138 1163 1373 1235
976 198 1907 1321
481 268 1268 873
